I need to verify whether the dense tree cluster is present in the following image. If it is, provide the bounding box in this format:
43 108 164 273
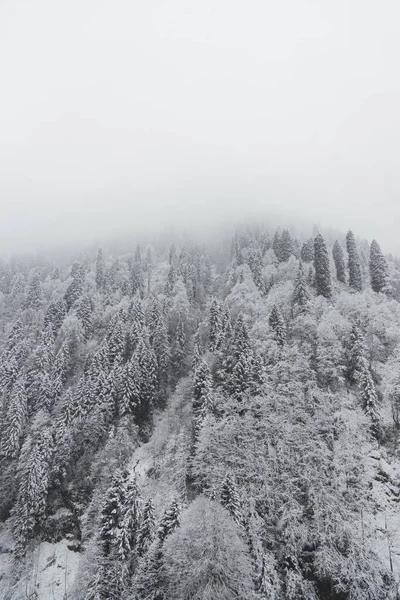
0 226 399 599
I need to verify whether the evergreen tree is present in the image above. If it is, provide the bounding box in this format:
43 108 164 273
157 499 180 542
232 352 251 401
220 473 242 526
360 369 380 435
300 238 314 263
370 239 390 294
96 248 105 290
137 498 155 556
346 230 362 292
346 324 368 384
279 229 294 262
272 230 282 261
193 360 213 439
44 298 67 335
269 305 286 345
314 234 332 298
209 299 222 351
232 314 250 359
12 430 53 556
25 273 42 310
64 264 85 310
132 245 144 298
100 471 127 556
0 379 27 458
76 295 92 340
332 240 346 283
117 477 142 561
291 262 310 316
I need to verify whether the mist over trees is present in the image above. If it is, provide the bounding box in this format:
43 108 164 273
0 224 400 599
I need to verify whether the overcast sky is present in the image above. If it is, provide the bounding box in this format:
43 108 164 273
0 0 399 255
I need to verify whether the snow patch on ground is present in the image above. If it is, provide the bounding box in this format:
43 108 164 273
364 447 400 586
0 531 80 600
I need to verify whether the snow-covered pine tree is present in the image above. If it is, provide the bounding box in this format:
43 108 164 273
220 473 242 526
279 229 294 262
314 234 332 298
137 498 155 556
346 230 362 292
0 378 27 458
269 305 286 345
332 240 346 283
300 238 314 263
96 248 105 290
291 262 310 316
369 239 390 294
209 298 222 351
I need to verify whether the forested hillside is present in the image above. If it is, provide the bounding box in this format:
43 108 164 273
1 226 400 599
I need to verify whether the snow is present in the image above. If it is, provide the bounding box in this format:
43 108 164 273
0 532 80 600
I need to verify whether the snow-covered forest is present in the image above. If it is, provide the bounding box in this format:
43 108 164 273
1 225 400 599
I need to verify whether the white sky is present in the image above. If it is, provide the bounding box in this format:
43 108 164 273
0 0 400 254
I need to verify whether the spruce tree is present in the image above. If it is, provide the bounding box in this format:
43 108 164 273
300 238 314 263
369 239 390 294
25 273 42 310
96 248 105 290
346 324 368 384
269 305 286 345
0 379 27 458
313 234 332 298
279 229 294 262
272 230 282 261
137 498 155 556
332 240 346 283
346 230 362 292
209 299 222 351
291 262 310 316
100 471 127 556
220 473 242 526
157 499 180 542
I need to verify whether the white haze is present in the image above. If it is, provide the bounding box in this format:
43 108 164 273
0 0 399 255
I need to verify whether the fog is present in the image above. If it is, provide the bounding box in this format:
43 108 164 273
1 0 400 255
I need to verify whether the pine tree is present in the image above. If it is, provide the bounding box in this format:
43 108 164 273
64 264 85 310
220 473 242 525
314 234 332 298
332 240 346 283
193 360 213 439
96 248 105 290
173 317 186 381
279 229 294 262
272 230 282 261
300 238 314 263
12 430 53 555
346 324 368 384
291 262 310 316
25 273 42 310
232 352 251 401
360 369 380 434
137 498 155 556
100 471 127 556
0 379 27 458
346 230 362 292
44 298 67 335
76 295 92 340
269 305 286 345
132 245 144 298
157 499 180 542
233 314 250 359
117 477 142 561
370 239 390 294
165 263 177 297
209 299 222 351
